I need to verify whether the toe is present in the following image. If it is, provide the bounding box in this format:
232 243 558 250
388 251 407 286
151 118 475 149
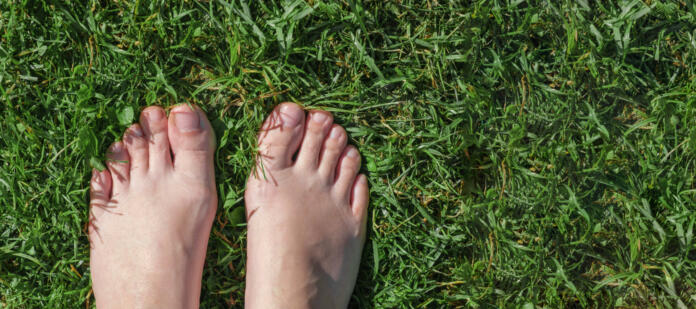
89 168 112 221
295 110 333 168
140 106 172 173
334 145 361 199
123 124 148 175
318 124 347 180
106 141 130 193
168 104 216 179
255 102 305 172
350 174 369 228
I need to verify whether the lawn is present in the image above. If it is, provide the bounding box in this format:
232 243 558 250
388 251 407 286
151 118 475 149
2 0 696 307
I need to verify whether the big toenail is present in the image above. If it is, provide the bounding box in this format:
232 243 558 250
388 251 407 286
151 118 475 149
173 109 201 132
330 127 341 139
311 112 328 124
145 108 164 121
347 148 359 158
279 105 302 127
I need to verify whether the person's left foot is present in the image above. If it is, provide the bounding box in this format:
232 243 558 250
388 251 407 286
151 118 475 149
244 103 369 308
89 104 217 309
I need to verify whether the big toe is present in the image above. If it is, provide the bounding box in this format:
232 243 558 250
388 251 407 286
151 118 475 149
167 104 216 179
255 102 305 172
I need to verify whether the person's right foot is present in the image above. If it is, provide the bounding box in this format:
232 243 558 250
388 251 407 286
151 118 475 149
89 105 217 309
244 103 369 308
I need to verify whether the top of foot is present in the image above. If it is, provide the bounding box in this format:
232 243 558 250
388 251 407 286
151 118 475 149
89 104 217 309
244 102 369 308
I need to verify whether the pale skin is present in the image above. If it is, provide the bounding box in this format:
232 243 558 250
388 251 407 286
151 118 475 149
89 103 368 308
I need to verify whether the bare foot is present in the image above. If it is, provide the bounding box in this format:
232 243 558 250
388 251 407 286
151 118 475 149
244 103 369 308
89 105 217 309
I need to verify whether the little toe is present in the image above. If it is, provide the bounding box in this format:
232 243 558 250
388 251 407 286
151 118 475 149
334 145 361 199
168 104 215 179
350 174 369 228
318 124 347 180
106 141 130 193
295 110 333 168
89 168 113 221
139 106 172 173
123 124 148 175
255 102 305 172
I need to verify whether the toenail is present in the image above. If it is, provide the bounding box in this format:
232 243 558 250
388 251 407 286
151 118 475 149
129 126 143 137
279 105 302 127
93 170 102 184
145 108 164 121
347 147 359 158
330 127 341 139
113 141 124 150
173 109 201 132
311 112 328 124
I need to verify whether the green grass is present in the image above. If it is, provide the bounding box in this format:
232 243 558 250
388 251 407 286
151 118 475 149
2 0 696 307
